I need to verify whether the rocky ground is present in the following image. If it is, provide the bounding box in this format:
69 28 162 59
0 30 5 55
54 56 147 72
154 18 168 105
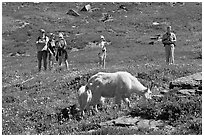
2 2 202 135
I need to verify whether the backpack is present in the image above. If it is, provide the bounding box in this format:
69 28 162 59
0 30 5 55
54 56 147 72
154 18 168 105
36 35 49 51
58 39 67 49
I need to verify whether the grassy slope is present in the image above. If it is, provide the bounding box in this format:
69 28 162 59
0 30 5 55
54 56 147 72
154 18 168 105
2 2 202 135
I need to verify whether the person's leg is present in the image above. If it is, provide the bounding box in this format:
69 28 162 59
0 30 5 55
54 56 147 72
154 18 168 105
98 53 102 66
102 53 106 69
102 57 105 68
37 51 42 72
48 53 52 70
170 44 175 64
64 59 69 70
165 45 170 64
42 51 48 71
58 49 63 66
64 51 69 70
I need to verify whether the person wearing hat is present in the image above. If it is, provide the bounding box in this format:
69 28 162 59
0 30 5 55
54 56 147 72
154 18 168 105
36 29 49 72
161 26 177 65
56 32 69 70
47 33 56 70
98 35 108 68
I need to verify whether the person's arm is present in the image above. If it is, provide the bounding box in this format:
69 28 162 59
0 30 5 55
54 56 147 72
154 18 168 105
161 34 168 44
63 39 67 50
36 37 40 44
171 33 176 43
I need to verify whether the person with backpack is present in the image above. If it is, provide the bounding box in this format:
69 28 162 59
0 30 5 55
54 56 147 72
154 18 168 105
36 29 49 72
161 26 177 65
56 32 69 70
47 33 56 70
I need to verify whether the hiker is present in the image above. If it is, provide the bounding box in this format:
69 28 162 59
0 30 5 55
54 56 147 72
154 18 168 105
47 33 56 70
98 35 107 68
56 33 69 70
161 26 177 65
36 29 49 72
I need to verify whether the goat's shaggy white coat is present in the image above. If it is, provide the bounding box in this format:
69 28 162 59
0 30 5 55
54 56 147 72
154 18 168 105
78 85 105 116
85 71 152 110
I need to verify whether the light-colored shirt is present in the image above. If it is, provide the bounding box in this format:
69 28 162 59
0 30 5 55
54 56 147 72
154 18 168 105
162 32 176 45
99 40 107 52
36 35 49 51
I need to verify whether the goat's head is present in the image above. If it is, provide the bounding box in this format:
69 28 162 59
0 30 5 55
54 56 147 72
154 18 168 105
144 82 153 99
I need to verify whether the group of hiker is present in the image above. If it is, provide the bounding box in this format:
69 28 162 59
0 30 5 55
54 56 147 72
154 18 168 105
36 29 108 72
36 25 176 72
36 29 69 72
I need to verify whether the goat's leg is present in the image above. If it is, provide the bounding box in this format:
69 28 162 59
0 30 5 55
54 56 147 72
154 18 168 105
122 97 131 109
115 96 122 111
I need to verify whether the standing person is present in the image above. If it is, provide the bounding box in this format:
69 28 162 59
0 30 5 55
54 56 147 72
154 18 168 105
36 29 49 72
98 35 108 69
47 33 56 70
162 26 177 65
56 32 69 70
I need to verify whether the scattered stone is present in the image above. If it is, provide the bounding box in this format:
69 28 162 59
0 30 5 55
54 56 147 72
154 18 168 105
85 42 100 49
71 48 79 52
170 2 185 7
152 22 160 25
177 89 196 95
100 13 113 22
7 51 29 57
67 9 80 17
118 5 128 11
99 115 173 131
148 41 154 45
169 72 202 89
81 4 91 12
91 8 100 12
100 116 140 127
137 119 150 128
160 89 169 94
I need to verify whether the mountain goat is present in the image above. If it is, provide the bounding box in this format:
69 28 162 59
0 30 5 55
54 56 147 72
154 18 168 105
85 71 152 110
78 85 105 116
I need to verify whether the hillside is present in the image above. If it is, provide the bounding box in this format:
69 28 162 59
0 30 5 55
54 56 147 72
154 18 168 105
2 2 202 135
2 2 202 53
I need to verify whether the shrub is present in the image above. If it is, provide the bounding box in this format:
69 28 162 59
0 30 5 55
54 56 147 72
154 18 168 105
129 91 202 132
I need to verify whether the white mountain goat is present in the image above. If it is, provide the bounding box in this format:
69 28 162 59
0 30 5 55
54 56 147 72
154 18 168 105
85 71 152 110
78 85 105 116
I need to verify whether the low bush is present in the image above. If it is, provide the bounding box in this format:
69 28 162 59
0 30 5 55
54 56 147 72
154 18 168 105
128 91 202 134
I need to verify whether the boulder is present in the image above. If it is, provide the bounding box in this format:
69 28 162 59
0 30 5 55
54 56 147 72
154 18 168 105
169 72 202 89
100 115 164 130
118 5 128 11
100 116 139 127
67 9 80 17
100 13 113 22
81 4 91 12
177 89 196 95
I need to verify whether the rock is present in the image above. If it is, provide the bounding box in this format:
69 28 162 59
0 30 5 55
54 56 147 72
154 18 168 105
67 9 80 17
177 89 196 95
99 115 176 133
148 41 154 45
169 72 202 89
152 22 160 25
149 120 164 129
81 4 91 12
160 89 169 94
100 13 113 22
137 119 150 128
100 116 140 127
118 5 128 11
71 48 79 52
